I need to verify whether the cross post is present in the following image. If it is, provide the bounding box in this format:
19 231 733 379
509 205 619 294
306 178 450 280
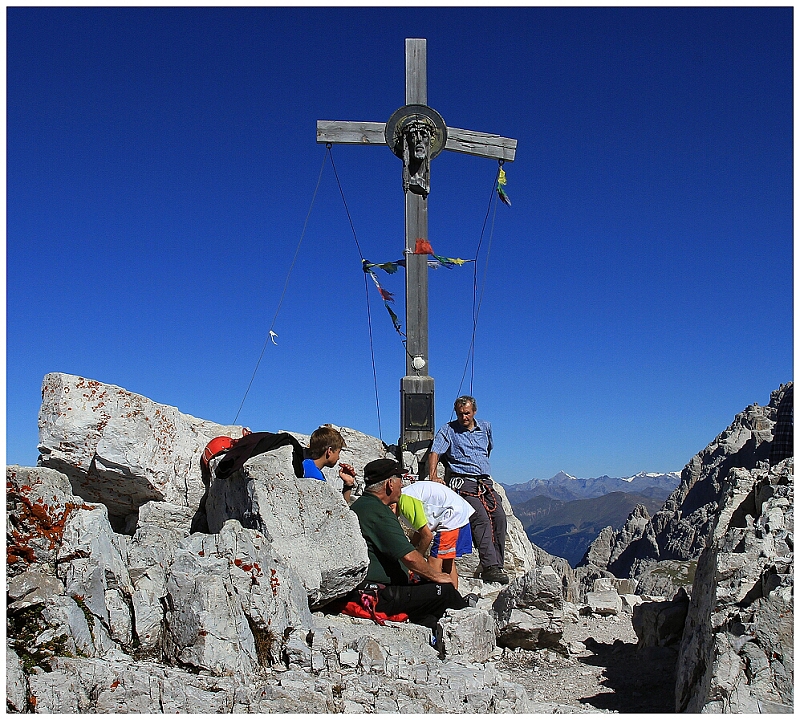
317 38 517 458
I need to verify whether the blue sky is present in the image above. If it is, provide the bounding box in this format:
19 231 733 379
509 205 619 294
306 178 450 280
7 6 793 483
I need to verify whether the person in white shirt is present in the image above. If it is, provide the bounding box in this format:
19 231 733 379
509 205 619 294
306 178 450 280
395 480 474 589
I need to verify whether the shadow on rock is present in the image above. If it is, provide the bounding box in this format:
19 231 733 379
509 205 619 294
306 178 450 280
578 638 677 713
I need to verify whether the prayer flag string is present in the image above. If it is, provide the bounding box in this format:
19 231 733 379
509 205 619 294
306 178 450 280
362 239 476 337
363 261 405 337
497 167 512 206
363 255 474 274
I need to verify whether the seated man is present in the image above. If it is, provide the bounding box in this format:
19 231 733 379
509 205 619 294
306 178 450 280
303 425 356 502
395 480 474 589
350 459 470 631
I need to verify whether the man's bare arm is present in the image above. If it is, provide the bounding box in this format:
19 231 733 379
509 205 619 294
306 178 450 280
428 451 444 483
400 549 452 584
411 525 434 556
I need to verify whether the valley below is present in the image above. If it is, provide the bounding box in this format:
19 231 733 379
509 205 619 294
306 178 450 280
504 472 680 566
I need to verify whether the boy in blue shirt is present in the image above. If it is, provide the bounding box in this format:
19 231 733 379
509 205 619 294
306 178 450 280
303 425 356 502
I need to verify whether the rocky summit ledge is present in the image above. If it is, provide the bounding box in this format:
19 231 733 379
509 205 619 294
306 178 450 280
7 373 794 713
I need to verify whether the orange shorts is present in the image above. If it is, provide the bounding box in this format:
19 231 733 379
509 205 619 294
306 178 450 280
430 524 472 559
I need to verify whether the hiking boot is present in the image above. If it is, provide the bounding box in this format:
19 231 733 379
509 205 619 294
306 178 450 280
482 566 509 584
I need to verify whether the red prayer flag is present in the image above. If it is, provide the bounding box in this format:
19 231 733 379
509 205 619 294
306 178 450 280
414 238 434 255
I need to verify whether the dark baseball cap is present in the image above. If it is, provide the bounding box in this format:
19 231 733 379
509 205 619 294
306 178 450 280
363 458 406 485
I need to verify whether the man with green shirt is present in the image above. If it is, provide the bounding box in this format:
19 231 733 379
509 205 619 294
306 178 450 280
350 458 470 630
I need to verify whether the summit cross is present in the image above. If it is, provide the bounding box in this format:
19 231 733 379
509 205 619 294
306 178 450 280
317 37 517 453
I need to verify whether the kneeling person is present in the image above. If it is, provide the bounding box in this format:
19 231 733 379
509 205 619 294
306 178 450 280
350 459 469 631
396 480 474 589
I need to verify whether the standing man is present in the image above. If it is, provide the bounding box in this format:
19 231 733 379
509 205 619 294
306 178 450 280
428 396 509 585
350 459 470 632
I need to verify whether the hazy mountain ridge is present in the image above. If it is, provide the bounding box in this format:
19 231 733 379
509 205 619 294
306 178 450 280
513 491 666 567
502 470 680 505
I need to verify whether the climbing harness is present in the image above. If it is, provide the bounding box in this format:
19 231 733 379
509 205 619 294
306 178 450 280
450 475 501 546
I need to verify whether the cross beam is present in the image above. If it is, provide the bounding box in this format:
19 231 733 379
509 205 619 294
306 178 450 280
317 38 517 452
316 121 517 162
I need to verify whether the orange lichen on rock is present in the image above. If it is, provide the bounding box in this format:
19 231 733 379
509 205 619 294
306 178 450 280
7 481 92 569
269 568 280 597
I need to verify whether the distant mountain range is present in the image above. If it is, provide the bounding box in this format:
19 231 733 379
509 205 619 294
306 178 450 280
501 470 681 505
501 471 682 567
513 491 666 567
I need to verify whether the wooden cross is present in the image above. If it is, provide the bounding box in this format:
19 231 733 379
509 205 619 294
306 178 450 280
317 38 517 452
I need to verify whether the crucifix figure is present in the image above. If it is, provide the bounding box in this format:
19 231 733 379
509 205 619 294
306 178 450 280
317 38 517 453
400 119 432 196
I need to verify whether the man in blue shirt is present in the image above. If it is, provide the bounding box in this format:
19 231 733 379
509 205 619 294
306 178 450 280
428 396 509 585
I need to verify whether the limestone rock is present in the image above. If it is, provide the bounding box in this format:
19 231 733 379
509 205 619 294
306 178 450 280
7 569 64 612
162 542 256 675
613 577 637 594
620 593 643 614
10 374 547 713
436 607 497 663
592 576 613 592
6 645 28 712
128 500 196 535
27 656 238 713
39 594 110 659
632 588 690 648
162 520 313 675
586 589 622 616
56 504 133 629
6 465 91 578
311 611 438 674
496 482 538 577
37 372 244 520
608 385 787 578
579 504 651 570
634 558 697 598
531 542 578 601
580 525 614 568
675 458 793 713
204 454 369 606
573 563 615 604
126 502 195 653
493 565 564 650
27 612 525 713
